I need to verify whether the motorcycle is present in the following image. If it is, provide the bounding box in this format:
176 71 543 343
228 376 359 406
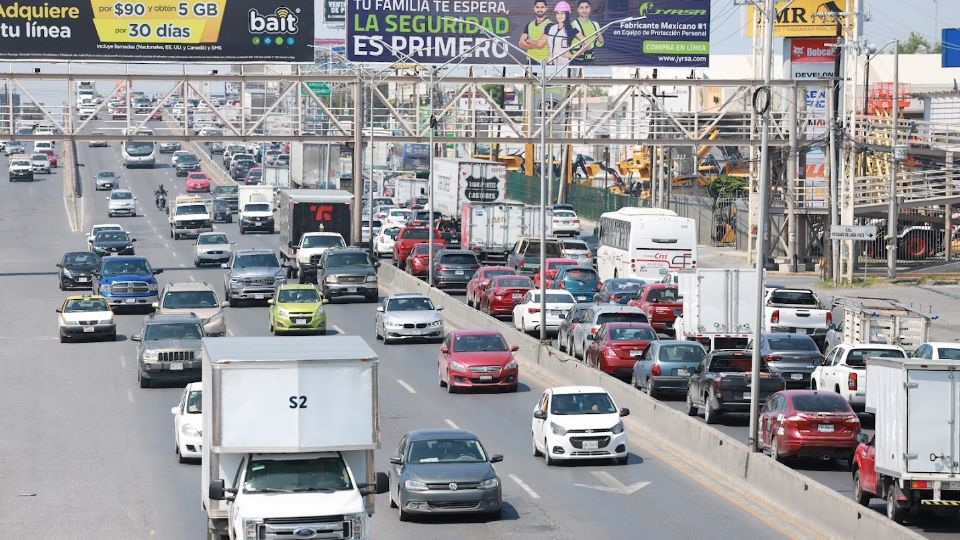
156 192 167 211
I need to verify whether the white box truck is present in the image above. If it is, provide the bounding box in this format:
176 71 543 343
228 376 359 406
675 268 760 351
460 202 525 263
823 296 932 353
520 205 555 239
393 175 428 204
856 357 960 522
203 336 389 540
432 157 506 217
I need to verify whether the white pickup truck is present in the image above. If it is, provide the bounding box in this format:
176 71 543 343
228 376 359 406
763 287 831 347
811 343 906 411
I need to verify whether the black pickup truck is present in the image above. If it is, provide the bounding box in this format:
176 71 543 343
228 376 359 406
685 350 785 424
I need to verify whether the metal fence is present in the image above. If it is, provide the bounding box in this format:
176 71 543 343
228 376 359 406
855 208 957 265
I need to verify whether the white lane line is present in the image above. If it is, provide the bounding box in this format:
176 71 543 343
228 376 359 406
119 355 127 368
396 379 417 394
444 419 460 430
189 275 196 282
226 328 234 336
171 252 179 258
509 474 541 499
126 389 134 403
331 325 344 335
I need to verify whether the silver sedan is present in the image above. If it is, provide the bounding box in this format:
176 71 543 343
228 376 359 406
375 293 444 344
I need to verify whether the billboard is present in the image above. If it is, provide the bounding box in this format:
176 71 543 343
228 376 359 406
746 0 845 38
786 37 837 79
0 0 313 62
347 0 710 67
944 28 960 68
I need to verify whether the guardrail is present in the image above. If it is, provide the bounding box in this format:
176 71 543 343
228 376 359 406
376 263 925 540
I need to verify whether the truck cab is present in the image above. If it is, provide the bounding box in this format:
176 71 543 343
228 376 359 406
168 195 212 239
628 283 682 336
292 232 346 283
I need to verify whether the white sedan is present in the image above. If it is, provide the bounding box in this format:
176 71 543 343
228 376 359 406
385 208 412 226
512 289 576 335
551 210 582 236
532 385 630 465
171 382 203 463
375 226 401 258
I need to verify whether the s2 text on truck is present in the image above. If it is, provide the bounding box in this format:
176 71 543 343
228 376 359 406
203 336 389 540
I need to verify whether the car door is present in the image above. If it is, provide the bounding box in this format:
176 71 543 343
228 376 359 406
390 435 408 491
858 434 879 493
635 343 654 386
818 347 839 389
758 396 776 448
690 358 709 403
375 297 387 333
173 388 187 442
531 390 550 445
438 334 452 380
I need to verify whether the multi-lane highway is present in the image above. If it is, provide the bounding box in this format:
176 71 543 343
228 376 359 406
0 138 805 539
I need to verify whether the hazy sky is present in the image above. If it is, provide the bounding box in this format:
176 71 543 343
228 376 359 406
709 0 959 54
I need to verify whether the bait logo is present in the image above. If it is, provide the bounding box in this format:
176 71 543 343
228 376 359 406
248 7 301 34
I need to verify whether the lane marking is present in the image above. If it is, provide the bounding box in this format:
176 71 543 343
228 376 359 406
189 275 196 282
508 474 540 499
119 355 127 368
331 325 344 335
226 328 234 337
444 418 460 430
396 379 416 394
126 389 134 403
171 252 179 258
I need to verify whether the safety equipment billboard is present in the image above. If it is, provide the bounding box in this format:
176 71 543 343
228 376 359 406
0 0 314 62
746 0 845 38
347 0 710 67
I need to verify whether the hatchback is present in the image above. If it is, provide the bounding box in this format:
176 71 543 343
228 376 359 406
431 250 481 289
751 333 825 389
553 266 600 302
533 258 577 288
170 382 202 463
532 386 630 465
512 289 576 334
594 278 647 304
758 390 860 463
631 340 706 398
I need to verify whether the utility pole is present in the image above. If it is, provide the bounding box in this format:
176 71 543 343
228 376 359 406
887 42 899 278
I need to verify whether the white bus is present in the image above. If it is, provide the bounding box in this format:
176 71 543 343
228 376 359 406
121 131 156 168
596 207 698 281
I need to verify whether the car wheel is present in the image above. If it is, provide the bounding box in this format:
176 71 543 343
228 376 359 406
59 329 68 343
177 443 188 464
383 334 392 345
194 260 201 268
616 455 628 466
558 336 566 352
704 398 721 424
138 370 150 388
647 379 659 400
811 379 818 390
109 332 118 342
438 364 446 388
389 488 398 508
685 391 698 416
446 371 457 394
771 435 783 463
58 279 65 291
631 372 640 389
487 508 502 520
853 470 870 506
886 484 906 523
543 439 554 466
229 297 238 308
398 491 411 522
531 432 542 457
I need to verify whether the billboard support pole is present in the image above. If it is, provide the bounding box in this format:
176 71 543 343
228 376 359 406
352 77 363 246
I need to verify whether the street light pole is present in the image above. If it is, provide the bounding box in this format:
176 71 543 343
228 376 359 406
887 41 900 278
428 67 437 287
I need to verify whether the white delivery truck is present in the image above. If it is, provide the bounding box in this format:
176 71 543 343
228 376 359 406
460 202 525 263
203 336 389 540
856 357 960 522
520 205 555 239
263 164 290 188
432 157 506 217
675 268 760 351
824 296 933 353
394 175 428 204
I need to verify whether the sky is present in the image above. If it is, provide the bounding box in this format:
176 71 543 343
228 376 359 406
709 0 959 54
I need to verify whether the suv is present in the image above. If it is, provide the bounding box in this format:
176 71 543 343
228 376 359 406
507 237 564 275
132 313 204 388
230 154 255 180
430 249 480 289
292 232 346 284
155 282 227 336
317 247 379 303
174 153 200 176
93 255 162 309
8 157 33 181
222 249 286 306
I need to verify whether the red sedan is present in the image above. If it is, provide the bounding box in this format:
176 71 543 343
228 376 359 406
393 225 444 263
37 148 58 167
150 109 163 120
480 275 534 317
627 283 682 335
533 258 577 288
404 242 444 277
438 330 519 393
758 390 860 463
584 322 658 381
185 172 211 193
466 266 516 308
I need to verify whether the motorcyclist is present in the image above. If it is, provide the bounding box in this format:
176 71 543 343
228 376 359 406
155 185 167 210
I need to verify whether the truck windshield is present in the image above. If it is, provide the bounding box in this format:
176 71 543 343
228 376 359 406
550 392 617 415
937 348 960 360
144 323 203 340
244 456 353 493
302 235 345 249
124 142 154 156
102 259 151 275
175 205 207 216
234 254 279 269
198 234 228 245
327 253 371 267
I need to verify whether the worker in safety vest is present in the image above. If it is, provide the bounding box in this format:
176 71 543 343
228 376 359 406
519 0 550 63
571 0 603 62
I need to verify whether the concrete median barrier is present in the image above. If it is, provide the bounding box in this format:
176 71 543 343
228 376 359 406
377 263 923 540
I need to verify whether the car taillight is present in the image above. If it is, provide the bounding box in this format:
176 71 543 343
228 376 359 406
651 363 661 376
590 327 599 334
826 311 833 325
558 281 566 288
848 372 858 391
518 256 525 267
573 219 580 224
770 310 780 324
764 355 782 362
611 294 621 301
436 265 447 271
603 347 618 358
528 307 541 314
713 376 722 393
912 480 930 489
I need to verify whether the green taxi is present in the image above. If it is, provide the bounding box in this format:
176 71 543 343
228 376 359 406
268 284 328 335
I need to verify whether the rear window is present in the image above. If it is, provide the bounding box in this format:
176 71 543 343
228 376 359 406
659 344 706 363
846 348 905 367
402 228 430 239
608 327 657 340
596 312 648 325
766 336 819 352
496 277 533 288
440 254 478 265
525 241 562 257
938 348 960 360
710 357 754 373
564 269 597 281
792 393 851 413
769 290 818 306
563 241 588 250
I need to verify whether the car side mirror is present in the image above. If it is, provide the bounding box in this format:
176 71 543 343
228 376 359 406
586 334 594 341
619 408 631 417
374 261 381 268
132 239 138 242
376 306 383 312
440 345 449 354
208 479 236 501
490 454 504 463
220 301 229 308
221 263 229 269
170 407 178 415
510 345 519 352
267 299 274 305
559 313 566 319
55 308 62 313
288 241 297 249
389 456 402 465
153 269 163 274
533 410 547 420
322 298 330 304
151 302 159 309
56 263 62 268
131 334 142 342
436 306 444 311
856 432 869 444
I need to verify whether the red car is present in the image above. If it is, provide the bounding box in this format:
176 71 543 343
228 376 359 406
404 242 444 276
438 330 519 393
185 172 211 193
393 225 444 263
466 266 516 308
37 148 58 167
758 390 860 463
533 258 577 288
480 274 534 317
627 283 682 336
584 322 658 380
150 109 163 120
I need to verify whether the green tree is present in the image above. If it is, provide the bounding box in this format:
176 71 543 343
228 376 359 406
707 175 747 199
896 32 940 54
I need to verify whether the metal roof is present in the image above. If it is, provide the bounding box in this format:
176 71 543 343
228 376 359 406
203 335 377 364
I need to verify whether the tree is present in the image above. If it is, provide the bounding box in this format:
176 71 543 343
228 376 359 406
896 32 940 54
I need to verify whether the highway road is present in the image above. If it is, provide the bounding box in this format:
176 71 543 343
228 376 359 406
0 137 799 539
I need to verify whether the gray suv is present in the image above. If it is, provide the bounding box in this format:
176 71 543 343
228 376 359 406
223 249 286 306
132 313 204 388
506 237 564 275
317 247 379 303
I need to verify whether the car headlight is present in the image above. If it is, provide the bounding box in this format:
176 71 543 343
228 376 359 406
243 518 263 540
324 275 338 284
142 350 159 361
62 268 73 277
99 284 111 293
277 308 289 317
611 421 625 434
404 479 428 492
429 320 443 328
550 421 567 436
347 513 364 540
504 359 518 370
101 316 115 325
207 312 224 323
147 283 158 291
365 275 377 283
229 277 241 284
478 477 500 489
180 424 199 437
449 360 467 372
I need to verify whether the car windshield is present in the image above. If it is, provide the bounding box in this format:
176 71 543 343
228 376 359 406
247 170 262 178
792 393 852 413
607 280 643 291
31 153 47 160
185 390 202 413
596 312 647 325
278 288 321 303
407 438 487 464
496 277 533 288
143 322 203 340
64 252 99 267
550 392 617 415
327 253 371 267
402 228 431 239
64 298 109 312
163 291 218 309
178 154 198 163
95 231 129 242
198 234 228 245
645 288 679 302
846 348 905 367
97 171 117 178
111 191 133 200
215 185 238 194
244 203 270 212
454 334 508 352
563 269 597 281
659 344 706 363
938 348 960 360
302 235 345 248
387 297 435 311
234 254 279 269
440 254 478 265
766 337 819 352
176 204 207 215
769 290 818 306
101 259 151 274
244 456 353 493
608 327 657 340
390 209 410 217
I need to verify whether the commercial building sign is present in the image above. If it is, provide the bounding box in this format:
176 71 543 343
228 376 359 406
785 37 837 79
747 0 845 38
0 0 313 62
944 28 960 68
347 0 710 67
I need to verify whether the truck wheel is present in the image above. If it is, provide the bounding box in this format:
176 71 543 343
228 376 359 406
704 399 721 424
647 379 659 400
853 470 870 506
685 391 698 416
886 484 906 523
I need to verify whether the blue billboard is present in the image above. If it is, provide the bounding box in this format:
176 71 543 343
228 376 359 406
944 28 960 68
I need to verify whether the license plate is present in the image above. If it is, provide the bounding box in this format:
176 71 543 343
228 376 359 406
577 295 589 301
582 440 599 450
794 328 807 334
125 298 136 303
169 362 183 371
347 287 357 293
83 326 95 333
512 293 521 299
78 277 89 282
479 375 493 381
742 392 752 400
455 270 464 275
254 294 265 300
551 310 563 316
295 318 308 325
943 482 960 490
817 424 834 433
791 373 803 380
676 368 690 377
630 349 644 356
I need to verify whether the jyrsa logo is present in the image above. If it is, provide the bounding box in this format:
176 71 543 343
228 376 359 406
248 7 301 34
638 1 707 17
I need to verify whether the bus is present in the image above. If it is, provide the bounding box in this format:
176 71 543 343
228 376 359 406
121 134 156 168
393 143 429 172
595 207 698 281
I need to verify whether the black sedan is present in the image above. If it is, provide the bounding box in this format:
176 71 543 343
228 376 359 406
57 251 100 290
91 230 136 256
593 278 647 305
389 429 503 521
210 197 233 223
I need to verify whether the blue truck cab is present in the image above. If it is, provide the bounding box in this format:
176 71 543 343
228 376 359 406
93 255 162 309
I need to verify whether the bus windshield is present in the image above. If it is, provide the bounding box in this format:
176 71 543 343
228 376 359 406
124 141 155 156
